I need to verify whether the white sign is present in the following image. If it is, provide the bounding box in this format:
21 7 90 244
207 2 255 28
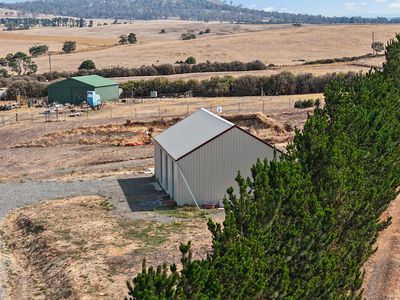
216 106 223 114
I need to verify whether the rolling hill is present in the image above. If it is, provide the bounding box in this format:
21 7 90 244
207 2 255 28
1 0 400 23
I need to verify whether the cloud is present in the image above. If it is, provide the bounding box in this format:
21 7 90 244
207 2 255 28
389 1 400 8
344 1 369 9
344 2 357 9
263 6 275 12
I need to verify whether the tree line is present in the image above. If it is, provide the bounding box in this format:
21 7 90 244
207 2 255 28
126 35 400 299
120 72 356 98
5 0 400 23
0 71 356 100
0 17 91 30
36 60 267 80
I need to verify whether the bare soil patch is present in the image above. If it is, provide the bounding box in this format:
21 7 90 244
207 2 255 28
1 196 221 299
11 123 153 148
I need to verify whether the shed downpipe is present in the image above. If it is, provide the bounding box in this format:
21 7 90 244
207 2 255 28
176 162 200 210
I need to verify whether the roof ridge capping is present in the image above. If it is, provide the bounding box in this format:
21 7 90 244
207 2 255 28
200 108 234 127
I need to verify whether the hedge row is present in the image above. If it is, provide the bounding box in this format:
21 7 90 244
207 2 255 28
40 60 267 81
120 72 357 98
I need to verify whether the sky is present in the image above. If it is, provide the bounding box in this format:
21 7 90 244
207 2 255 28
229 0 400 17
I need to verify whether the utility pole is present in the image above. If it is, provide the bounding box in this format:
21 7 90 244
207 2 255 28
372 32 375 55
48 52 52 73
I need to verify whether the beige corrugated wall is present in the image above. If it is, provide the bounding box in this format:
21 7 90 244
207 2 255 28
154 143 161 182
154 142 176 197
175 127 277 206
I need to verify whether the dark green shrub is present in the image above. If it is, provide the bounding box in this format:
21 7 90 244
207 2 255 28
29 45 49 57
78 60 96 70
294 99 315 108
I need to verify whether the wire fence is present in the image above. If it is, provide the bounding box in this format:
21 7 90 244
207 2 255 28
127 97 298 120
0 110 71 127
0 96 317 127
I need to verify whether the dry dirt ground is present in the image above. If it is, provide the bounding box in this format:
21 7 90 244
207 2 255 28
1 196 223 299
0 22 394 73
363 196 400 299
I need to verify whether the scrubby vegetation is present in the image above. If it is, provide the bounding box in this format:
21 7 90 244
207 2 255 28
180 31 196 40
304 53 383 65
119 33 137 44
1 78 47 99
294 98 320 108
125 35 400 299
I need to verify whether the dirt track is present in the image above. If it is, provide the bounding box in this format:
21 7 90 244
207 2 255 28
363 196 400 299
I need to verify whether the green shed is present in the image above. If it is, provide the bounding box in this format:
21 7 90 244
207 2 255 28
48 75 119 105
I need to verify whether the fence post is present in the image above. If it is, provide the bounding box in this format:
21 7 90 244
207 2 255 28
15 113 18 122
186 104 189 115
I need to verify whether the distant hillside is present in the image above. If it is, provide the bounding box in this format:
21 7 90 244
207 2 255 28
1 0 400 23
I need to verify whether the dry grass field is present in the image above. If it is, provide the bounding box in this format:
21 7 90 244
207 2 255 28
0 21 395 74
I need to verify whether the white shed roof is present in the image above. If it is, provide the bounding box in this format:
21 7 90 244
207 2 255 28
154 108 234 160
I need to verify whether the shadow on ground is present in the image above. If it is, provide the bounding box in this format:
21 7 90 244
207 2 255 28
117 176 170 212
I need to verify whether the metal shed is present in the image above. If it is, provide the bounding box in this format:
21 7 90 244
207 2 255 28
154 108 279 207
47 75 119 104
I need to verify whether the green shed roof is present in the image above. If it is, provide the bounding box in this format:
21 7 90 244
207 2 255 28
71 75 118 87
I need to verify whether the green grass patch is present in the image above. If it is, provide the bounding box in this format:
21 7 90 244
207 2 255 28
118 220 184 248
155 207 210 219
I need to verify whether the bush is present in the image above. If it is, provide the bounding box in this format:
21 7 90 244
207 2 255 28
62 41 76 54
78 60 96 70
160 29 166 34
185 56 196 65
0 58 7 67
205 28 211 33
29 45 49 57
127 33 137 44
0 68 9 78
294 99 315 108
6 79 47 99
181 31 196 40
